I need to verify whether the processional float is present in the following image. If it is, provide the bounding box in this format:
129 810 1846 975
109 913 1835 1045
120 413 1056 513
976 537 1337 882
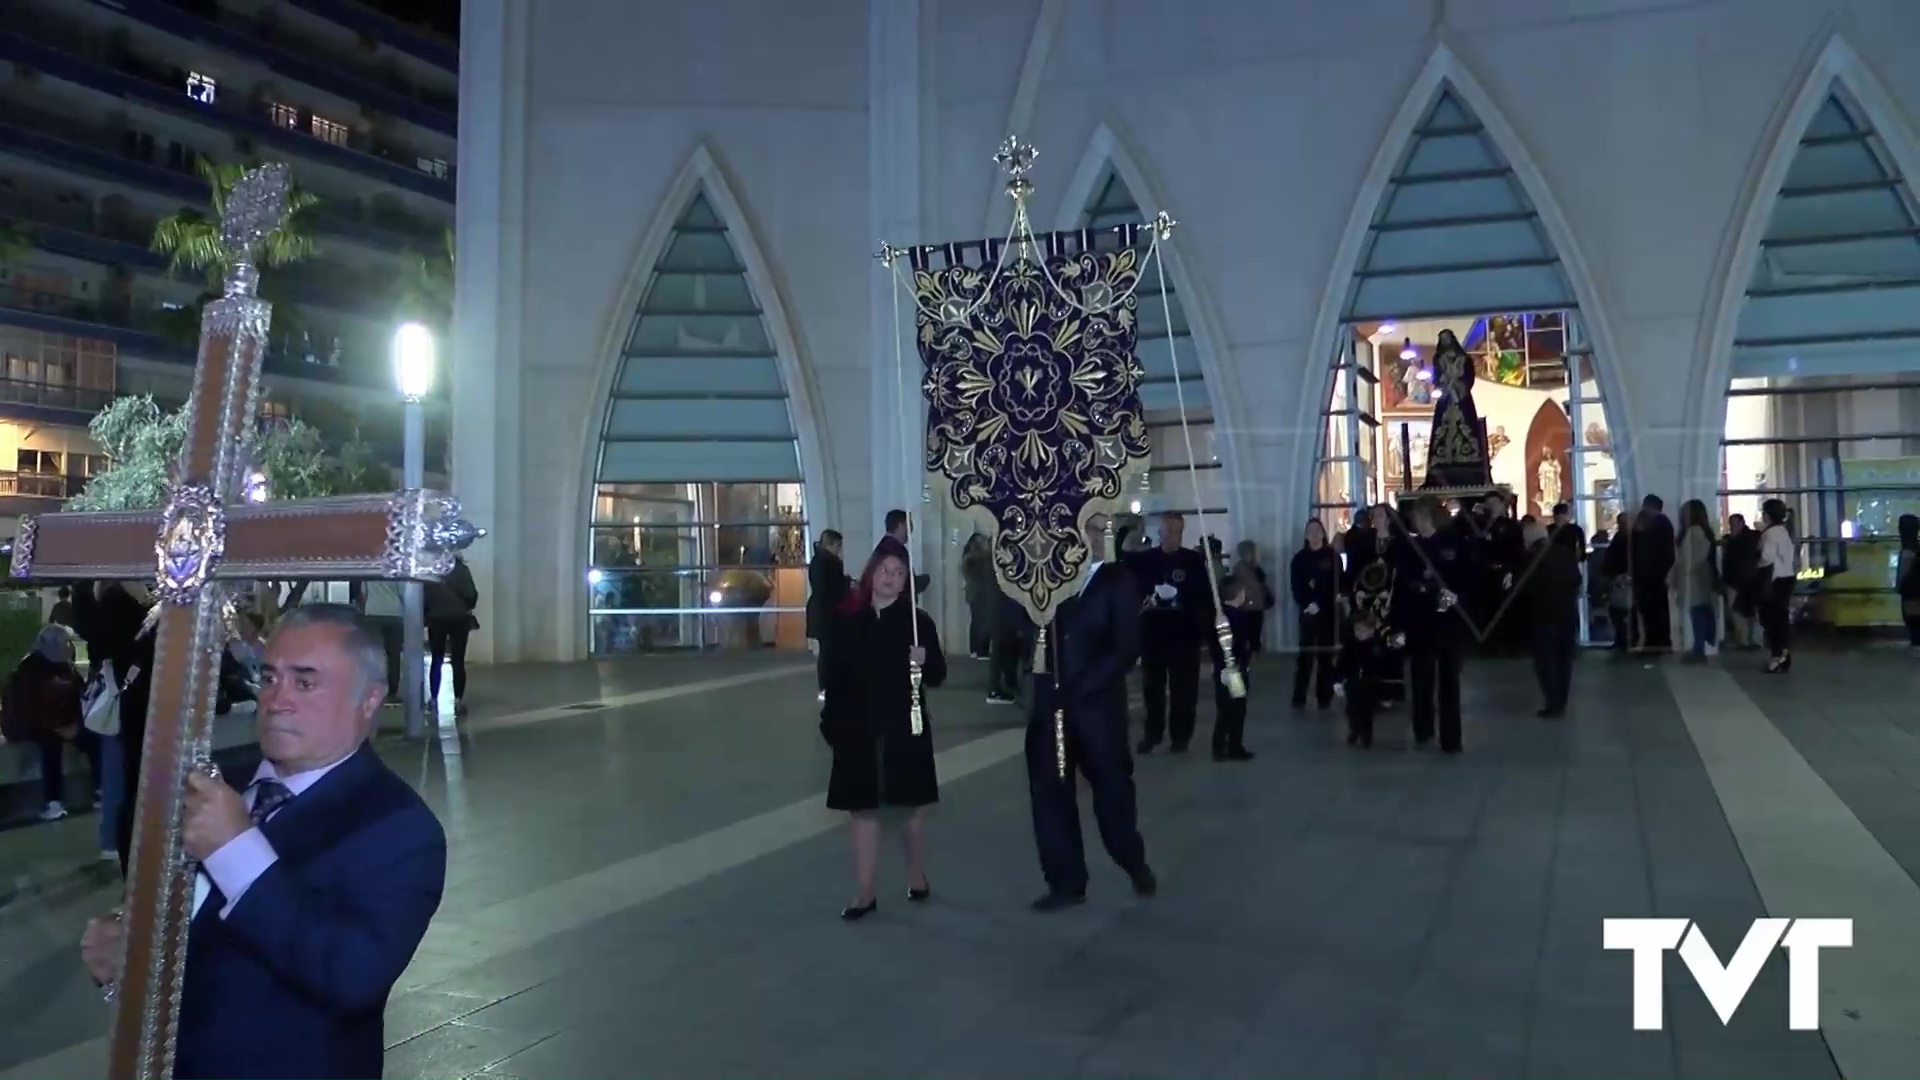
6 164 483 1078
875 137 1241 776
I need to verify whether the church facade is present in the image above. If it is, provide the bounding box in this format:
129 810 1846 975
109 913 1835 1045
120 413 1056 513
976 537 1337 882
453 0 1920 662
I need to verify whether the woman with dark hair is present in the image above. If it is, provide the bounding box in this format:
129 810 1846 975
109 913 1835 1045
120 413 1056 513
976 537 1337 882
1601 512 1635 650
820 547 947 920
961 533 994 659
1757 499 1796 673
1289 519 1340 709
1672 499 1720 660
1897 513 1920 654
806 530 849 702
1 626 86 821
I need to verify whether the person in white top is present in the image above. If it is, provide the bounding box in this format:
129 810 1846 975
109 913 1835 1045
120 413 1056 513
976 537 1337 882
1756 498 1797 674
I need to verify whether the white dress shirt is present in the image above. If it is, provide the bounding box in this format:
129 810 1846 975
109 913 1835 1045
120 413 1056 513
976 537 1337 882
192 753 353 919
1759 524 1796 581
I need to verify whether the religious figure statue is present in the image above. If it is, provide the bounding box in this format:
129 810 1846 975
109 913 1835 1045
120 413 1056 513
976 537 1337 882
1419 329 1492 490
1536 457 1563 516
1487 425 1510 462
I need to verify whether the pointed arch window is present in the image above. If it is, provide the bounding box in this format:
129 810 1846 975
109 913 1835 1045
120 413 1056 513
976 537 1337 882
1718 87 1920 612
1312 85 1623 643
1079 169 1229 537
588 191 809 654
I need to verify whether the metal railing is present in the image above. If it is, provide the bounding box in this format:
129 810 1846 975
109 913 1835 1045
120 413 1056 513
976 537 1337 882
0 378 117 413
0 471 85 499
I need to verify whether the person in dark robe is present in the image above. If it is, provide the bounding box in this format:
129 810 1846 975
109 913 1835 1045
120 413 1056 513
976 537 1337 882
1028 512 1156 912
986 589 1030 706
1550 502 1587 554
806 530 849 700
1393 498 1476 753
1123 511 1213 754
1342 503 1404 705
1523 521 1583 717
69 580 155 873
1341 613 1385 749
1208 576 1258 762
821 546 947 921
1630 494 1676 652
1601 512 1635 649
1229 540 1271 653
1479 491 1527 654
1289 519 1339 710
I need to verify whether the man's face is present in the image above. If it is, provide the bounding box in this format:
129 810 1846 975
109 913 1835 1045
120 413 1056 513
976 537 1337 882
1083 514 1112 557
257 621 381 774
1160 516 1184 550
1553 508 1570 526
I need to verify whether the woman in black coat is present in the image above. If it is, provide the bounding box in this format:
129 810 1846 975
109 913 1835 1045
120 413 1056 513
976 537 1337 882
821 546 947 921
806 530 849 699
1290 519 1341 709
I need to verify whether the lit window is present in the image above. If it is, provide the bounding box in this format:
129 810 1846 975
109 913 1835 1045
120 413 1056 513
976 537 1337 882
417 157 449 180
186 72 217 105
270 102 300 130
311 115 349 147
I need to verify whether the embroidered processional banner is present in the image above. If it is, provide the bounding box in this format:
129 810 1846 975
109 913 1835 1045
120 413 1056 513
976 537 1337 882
915 248 1151 627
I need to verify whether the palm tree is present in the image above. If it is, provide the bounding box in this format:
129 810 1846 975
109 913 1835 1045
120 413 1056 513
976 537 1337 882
150 158 320 289
0 220 31 269
395 226 454 327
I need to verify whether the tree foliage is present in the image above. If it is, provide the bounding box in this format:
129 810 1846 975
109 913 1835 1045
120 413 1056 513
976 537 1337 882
65 395 390 513
394 227 454 329
151 159 321 289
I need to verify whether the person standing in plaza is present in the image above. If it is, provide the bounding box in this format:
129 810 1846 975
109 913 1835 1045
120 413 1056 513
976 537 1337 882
1757 498 1797 674
1028 512 1156 911
1288 518 1340 710
1394 498 1474 753
806 530 849 702
1125 511 1212 754
425 553 480 716
820 547 947 920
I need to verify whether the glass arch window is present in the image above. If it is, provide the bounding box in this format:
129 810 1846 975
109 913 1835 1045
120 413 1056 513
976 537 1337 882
1079 170 1231 548
1312 86 1623 644
1718 89 1920 631
588 191 809 653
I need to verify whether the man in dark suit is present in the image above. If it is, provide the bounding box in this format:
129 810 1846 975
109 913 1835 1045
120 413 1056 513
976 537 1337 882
880 508 933 596
1394 497 1476 753
82 603 447 1080
1027 513 1157 912
1123 511 1213 754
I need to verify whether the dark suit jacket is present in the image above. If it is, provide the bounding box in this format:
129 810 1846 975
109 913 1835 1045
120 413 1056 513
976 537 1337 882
1523 540 1583 635
1034 563 1141 723
175 744 447 1080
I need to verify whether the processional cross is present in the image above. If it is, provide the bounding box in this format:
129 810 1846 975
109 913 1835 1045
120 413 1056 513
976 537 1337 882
6 164 482 1079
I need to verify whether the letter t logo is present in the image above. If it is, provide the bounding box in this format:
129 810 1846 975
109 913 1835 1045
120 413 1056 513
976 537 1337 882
1604 918 1688 1030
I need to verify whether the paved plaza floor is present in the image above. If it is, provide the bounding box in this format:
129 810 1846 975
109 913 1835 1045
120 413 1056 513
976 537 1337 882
2 643 1917 1078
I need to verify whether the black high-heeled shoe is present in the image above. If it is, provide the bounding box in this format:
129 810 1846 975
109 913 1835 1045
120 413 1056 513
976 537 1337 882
840 898 877 921
907 880 931 902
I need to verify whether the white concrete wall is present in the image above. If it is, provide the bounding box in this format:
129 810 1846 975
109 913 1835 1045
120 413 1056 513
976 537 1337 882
462 0 1920 660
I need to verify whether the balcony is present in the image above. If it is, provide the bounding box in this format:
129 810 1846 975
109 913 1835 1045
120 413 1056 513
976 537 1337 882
0 377 119 417
122 0 458 137
0 8 455 201
0 471 87 499
0 283 399 393
282 0 458 75
0 99 447 253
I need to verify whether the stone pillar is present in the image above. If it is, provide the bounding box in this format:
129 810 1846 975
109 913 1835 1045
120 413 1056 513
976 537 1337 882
451 0 530 663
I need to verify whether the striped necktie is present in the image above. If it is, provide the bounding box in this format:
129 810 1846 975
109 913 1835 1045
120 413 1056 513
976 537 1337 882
249 778 294 827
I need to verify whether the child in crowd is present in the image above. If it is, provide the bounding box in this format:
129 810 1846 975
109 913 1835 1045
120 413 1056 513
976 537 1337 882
1342 612 1384 749
1209 577 1258 762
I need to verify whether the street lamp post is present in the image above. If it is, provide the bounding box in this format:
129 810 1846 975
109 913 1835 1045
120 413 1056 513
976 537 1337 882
394 322 435 739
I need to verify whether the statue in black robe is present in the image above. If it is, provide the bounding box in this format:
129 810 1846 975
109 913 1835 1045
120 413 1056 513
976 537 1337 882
1422 329 1493 490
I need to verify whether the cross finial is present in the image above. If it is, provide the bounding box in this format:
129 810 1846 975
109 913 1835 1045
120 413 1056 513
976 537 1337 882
993 135 1038 178
1148 210 1178 241
219 164 291 296
875 242 905 267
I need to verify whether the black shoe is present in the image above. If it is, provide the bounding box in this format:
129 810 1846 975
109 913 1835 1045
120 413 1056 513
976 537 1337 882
1346 731 1359 746
1441 745 1463 755
1537 708 1564 719
985 693 1016 706
1135 740 1157 755
1290 699 1307 710
1170 741 1190 754
1318 699 1334 710
840 898 878 921
907 881 930 902
1214 746 1253 762
1129 866 1158 897
1031 890 1087 913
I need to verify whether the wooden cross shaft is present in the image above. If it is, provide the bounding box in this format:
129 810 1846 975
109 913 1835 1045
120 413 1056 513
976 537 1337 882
5 164 480 1079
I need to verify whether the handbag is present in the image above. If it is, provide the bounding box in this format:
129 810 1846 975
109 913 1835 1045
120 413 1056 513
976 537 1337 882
82 661 136 737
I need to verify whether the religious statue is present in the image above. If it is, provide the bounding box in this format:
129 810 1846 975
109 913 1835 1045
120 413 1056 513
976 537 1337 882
1536 457 1563 516
1420 328 1492 491
1487 425 1510 462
